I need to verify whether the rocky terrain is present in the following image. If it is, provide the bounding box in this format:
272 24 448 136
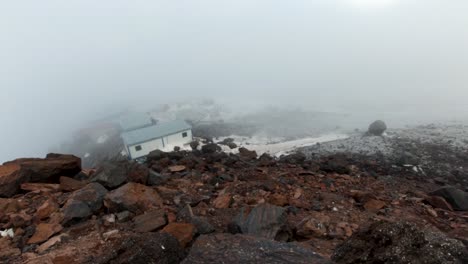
1 123 468 263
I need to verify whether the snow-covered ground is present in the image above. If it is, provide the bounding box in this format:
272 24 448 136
215 133 349 157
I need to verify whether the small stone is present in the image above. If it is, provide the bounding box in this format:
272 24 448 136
364 199 386 212
116 211 132 222
36 234 68 253
169 165 186 173
103 230 119 240
213 194 232 209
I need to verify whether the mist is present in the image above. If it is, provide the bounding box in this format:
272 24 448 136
1 0 468 162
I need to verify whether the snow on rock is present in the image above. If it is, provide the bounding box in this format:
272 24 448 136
214 134 349 157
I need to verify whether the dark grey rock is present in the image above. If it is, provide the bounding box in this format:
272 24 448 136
182 233 331 264
332 221 468 264
229 203 290 241
430 187 468 211
368 120 387 136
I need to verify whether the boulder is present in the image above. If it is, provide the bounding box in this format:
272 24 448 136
146 150 168 162
104 183 163 214
4 153 81 183
368 120 387 136
0 163 27 197
229 203 290 241
133 210 167 233
201 143 221 154
91 161 127 189
182 233 331 264
430 187 468 211
62 183 108 224
238 148 257 160
0 154 81 197
332 221 468 264
425 195 454 211
97 232 184 264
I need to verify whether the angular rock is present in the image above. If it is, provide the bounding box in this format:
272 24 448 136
182 233 331 264
296 213 331 239
104 183 163 214
147 170 168 186
37 234 68 254
91 161 128 189
20 183 60 193
368 120 387 136
5 153 81 183
27 223 63 244
59 176 86 192
191 217 215 235
133 210 167 233
332 221 468 264
229 203 290 241
161 223 196 248
36 199 59 220
0 163 27 197
430 187 468 211
425 195 454 211
97 232 184 264
212 194 232 209
238 147 257 160
62 182 108 224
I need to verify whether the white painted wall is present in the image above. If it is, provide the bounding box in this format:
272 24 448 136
127 129 193 159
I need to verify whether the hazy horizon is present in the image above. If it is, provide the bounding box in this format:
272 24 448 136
1 0 468 162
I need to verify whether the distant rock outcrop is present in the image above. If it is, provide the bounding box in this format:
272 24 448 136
368 120 387 136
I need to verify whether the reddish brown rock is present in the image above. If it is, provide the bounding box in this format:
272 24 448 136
4 154 81 183
9 212 32 228
133 210 167 232
28 223 63 244
162 223 196 248
59 176 86 192
169 165 187 173
364 199 386 212
296 212 331 239
104 183 163 214
213 194 233 209
269 193 289 207
0 237 21 259
36 199 59 220
21 183 60 193
0 163 27 197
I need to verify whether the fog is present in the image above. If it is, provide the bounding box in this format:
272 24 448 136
1 0 468 162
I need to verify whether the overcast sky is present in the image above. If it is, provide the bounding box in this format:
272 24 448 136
1 0 467 162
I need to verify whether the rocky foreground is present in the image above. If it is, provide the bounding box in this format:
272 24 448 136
1 132 468 263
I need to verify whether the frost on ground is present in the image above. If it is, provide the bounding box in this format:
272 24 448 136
215 134 349 157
